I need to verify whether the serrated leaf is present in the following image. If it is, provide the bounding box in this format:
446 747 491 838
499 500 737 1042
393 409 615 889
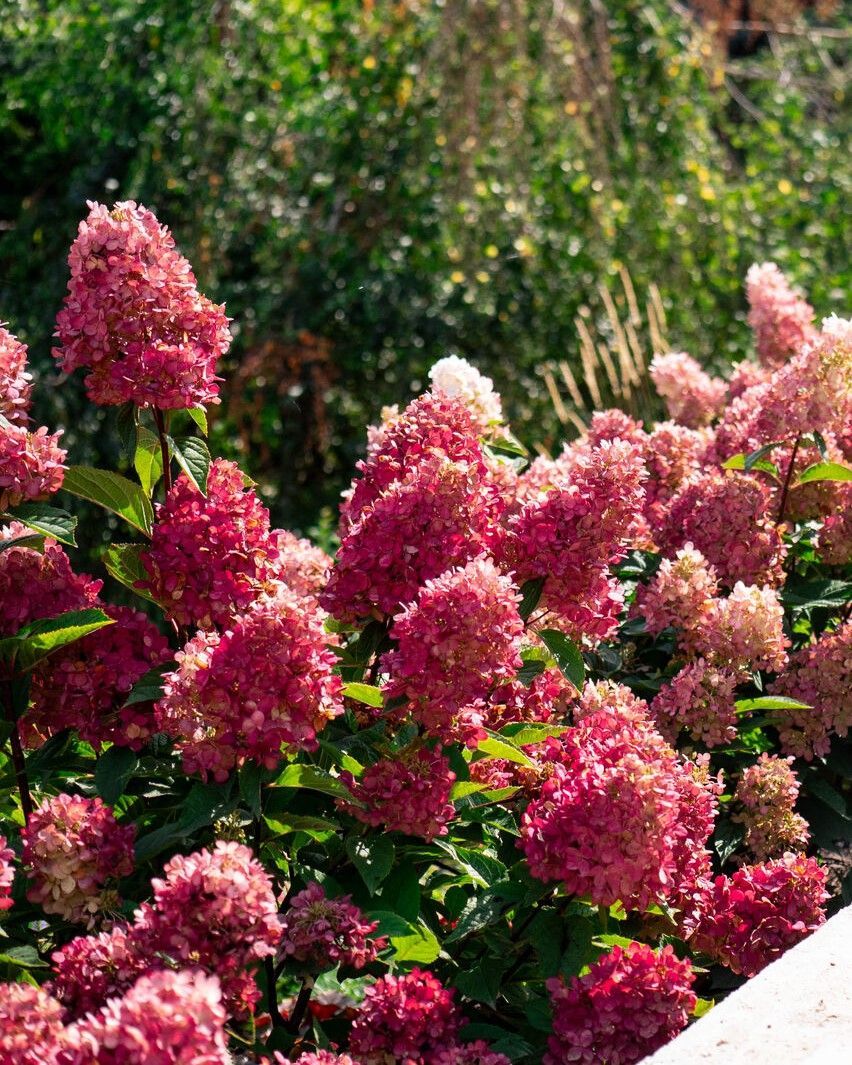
454 961 504 1006
346 835 395 894
445 892 507 943
0 945 47 969
477 734 535 768
62 466 153 536
7 502 77 546
735 695 811 714
264 814 340 838
124 663 172 707
276 762 353 802
0 531 42 554
134 426 164 497
804 774 849 819
500 723 569 745
341 682 383 708
11 608 113 670
434 840 505 888
538 629 585 689
795 461 852 486
169 435 211 495
95 747 138 804
187 407 208 435
103 543 157 603
389 919 441 964
782 578 852 610
115 402 138 464
593 933 637 949
518 577 545 622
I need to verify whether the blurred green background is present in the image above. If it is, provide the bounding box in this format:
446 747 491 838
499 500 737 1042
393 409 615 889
0 0 848 530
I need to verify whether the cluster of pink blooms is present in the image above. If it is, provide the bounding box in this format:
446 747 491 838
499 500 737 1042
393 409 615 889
0 837 14 912
745 261 817 368
649 351 727 428
659 471 786 587
279 882 385 971
769 619 852 758
507 439 646 643
651 661 741 747
486 664 572 731
53 200 231 409
24 605 170 749
0 982 65 1065
381 557 524 743
348 968 509 1065
0 324 33 423
140 458 278 629
734 755 810 861
635 543 718 646
545 943 696 1065
695 582 788 673
268 528 332 599
0 527 101 635
686 854 827 977
51 841 281 1020
21 794 135 925
427 355 504 434
340 746 456 841
156 586 342 780
520 694 717 910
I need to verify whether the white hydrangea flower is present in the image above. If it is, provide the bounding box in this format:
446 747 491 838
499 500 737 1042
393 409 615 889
428 355 503 431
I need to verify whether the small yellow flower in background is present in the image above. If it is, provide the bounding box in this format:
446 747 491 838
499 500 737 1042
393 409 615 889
269 79 282 92
564 100 578 116
514 236 534 258
610 199 624 213
485 244 499 259
362 56 377 70
778 179 794 196
699 185 716 202
475 271 489 284
450 270 465 284
435 132 447 147
447 246 461 263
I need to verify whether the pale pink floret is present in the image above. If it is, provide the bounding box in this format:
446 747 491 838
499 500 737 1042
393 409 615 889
140 457 277 629
649 351 727 428
268 527 332 599
0 982 65 1065
279 882 385 971
686 854 827 977
634 543 718 647
428 355 504 434
293 1053 360 1065
0 421 66 512
0 324 33 424
0 837 14 912
545 943 696 1065
382 557 524 744
770 619 852 758
734 754 809 862
746 261 817 368
643 422 712 534
349 969 461 1062
53 200 230 408
21 794 135 926
695 582 789 673
651 661 741 748
340 747 456 841
727 359 770 398
50 925 150 1019
156 586 343 781
56 969 230 1065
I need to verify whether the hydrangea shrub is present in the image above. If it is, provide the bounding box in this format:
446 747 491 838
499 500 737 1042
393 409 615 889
0 206 849 1064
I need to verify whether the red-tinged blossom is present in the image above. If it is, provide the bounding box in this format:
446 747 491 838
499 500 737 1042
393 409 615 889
0 982 65 1065
746 261 817 368
0 324 33 425
279 882 385 971
349 969 461 1062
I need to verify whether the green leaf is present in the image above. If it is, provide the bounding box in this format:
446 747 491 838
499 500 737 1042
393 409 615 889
445 892 507 943
782 578 852 610
434 840 505 888
515 657 546 686
115 402 138 464
713 820 744 865
169 435 211 495
0 945 48 969
694 997 714 1019
264 814 339 838
454 961 504 1006
341 682 384 708
518 577 545 622
389 919 441 965
134 426 164 497
8 502 77 546
187 407 209 435
500 723 569 745
103 543 157 603
593 933 637 950
735 695 811 714
804 773 849 819
238 762 264 817
10 608 113 670
0 531 43 554
476 734 535 768
346 835 395 894
723 442 784 477
795 461 852 486
275 762 353 802
124 663 172 707
95 746 139 804
62 466 153 536
538 629 585 689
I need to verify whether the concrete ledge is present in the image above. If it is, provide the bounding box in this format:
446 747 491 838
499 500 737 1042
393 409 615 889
647 904 851 1064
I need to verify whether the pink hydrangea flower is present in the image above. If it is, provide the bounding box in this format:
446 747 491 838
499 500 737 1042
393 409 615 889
659 471 786 587
520 705 712 910
585 408 647 448
686 854 827 977
0 324 33 425
140 458 277 629
649 351 727 428
634 543 719 646
643 422 712 534
769 619 852 758
55 969 230 1065
23 605 170 750
268 528 332 599
382 557 524 743
430 1042 512 1065
695 582 789 673
279 882 385 971
0 837 14 912
486 665 573 731
570 678 650 728
349 969 461 1062
746 262 817 368
0 982 65 1065
50 925 150 1019
340 747 456 841
428 355 503 434
0 527 101 636
293 1053 359 1065
734 754 810 862
727 359 770 398
156 587 342 781
322 452 505 622
545 943 696 1065
53 200 231 409
650 661 741 747
21 794 135 926
0 420 66 513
